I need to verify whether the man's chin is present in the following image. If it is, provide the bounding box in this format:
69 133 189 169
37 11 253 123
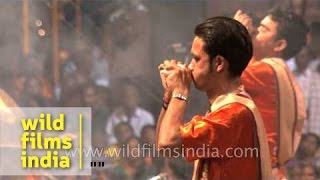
252 40 259 49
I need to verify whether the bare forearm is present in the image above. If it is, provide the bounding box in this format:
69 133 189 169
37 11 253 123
156 92 171 146
157 92 188 149
156 60 192 155
156 107 166 147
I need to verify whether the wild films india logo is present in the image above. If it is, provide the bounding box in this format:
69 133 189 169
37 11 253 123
0 107 91 176
20 113 72 169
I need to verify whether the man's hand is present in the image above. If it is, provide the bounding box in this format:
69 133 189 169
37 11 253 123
234 10 256 36
159 60 175 102
165 60 192 95
158 60 192 96
158 60 172 98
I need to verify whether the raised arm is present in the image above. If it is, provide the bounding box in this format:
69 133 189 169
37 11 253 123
156 60 192 156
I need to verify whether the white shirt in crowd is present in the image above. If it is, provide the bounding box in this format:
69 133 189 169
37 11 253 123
287 58 320 136
105 106 154 145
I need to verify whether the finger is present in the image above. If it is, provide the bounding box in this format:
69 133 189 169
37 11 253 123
170 59 177 64
164 60 174 69
242 18 252 26
180 63 189 70
188 62 194 70
158 63 165 70
164 59 170 66
164 60 179 71
238 14 249 23
234 9 242 19
177 61 184 68
242 15 252 22
160 69 169 75
166 71 175 79
182 63 189 68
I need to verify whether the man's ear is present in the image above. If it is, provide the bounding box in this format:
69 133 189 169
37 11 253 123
273 39 287 52
214 55 226 73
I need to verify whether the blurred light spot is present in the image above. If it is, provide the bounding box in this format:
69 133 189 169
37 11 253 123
38 29 46 37
35 19 42 27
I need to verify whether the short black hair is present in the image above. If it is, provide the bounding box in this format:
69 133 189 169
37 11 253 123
269 7 308 59
194 16 253 78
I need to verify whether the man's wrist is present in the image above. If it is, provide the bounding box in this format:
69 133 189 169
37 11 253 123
163 92 171 104
172 93 189 102
162 101 169 110
172 88 189 97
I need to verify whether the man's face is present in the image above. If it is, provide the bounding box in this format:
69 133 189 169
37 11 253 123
296 47 312 70
84 86 100 108
141 127 156 144
301 135 318 156
253 15 279 58
302 166 316 180
188 36 212 91
123 85 139 109
116 124 133 144
26 78 41 96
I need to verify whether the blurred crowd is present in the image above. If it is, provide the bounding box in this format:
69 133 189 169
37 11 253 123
0 0 320 179
285 21 320 180
1 1 193 179
287 133 320 180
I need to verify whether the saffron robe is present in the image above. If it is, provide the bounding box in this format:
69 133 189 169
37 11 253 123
242 58 306 166
180 91 271 180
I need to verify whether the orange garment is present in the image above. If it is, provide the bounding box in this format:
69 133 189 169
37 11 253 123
26 176 39 180
241 59 278 166
180 102 260 180
41 80 53 98
242 58 306 172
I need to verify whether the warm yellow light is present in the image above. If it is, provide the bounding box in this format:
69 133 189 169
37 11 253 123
35 19 42 27
38 29 46 36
